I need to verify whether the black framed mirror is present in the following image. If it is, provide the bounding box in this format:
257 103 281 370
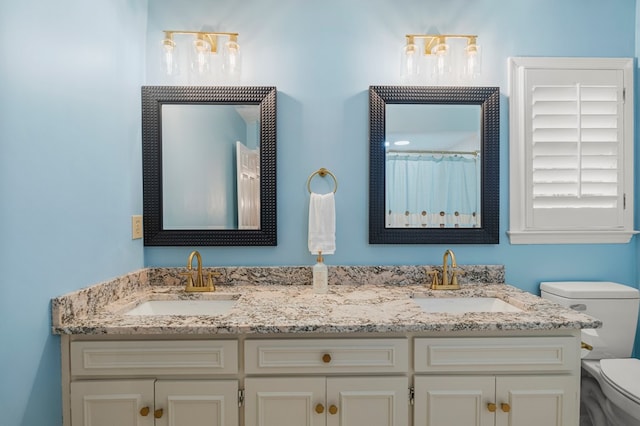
142 86 277 246
369 86 499 244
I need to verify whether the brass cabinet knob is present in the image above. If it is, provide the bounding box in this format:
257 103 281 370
322 353 332 363
328 405 338 415
487 403 497 413
315 404 325 414
139 407 150 416
154 408 164 419
501 403 511 413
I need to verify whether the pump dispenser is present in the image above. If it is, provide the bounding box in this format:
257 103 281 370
313 252 328 294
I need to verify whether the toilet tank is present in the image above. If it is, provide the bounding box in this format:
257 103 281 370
540 281 640 359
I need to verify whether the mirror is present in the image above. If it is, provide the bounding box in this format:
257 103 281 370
369 86 499 244
142 86 277 246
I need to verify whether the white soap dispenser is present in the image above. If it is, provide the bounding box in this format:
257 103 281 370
313 252 328 294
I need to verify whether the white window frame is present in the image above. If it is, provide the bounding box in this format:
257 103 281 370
508 57 636 244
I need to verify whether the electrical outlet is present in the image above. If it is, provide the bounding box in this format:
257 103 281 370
132 215 143 239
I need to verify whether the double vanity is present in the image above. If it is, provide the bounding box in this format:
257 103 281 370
52 265 598 426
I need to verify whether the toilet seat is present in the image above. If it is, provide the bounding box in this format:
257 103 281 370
598 359 640 421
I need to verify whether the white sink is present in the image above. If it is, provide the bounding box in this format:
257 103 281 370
124 299 237 316
412 296 523 313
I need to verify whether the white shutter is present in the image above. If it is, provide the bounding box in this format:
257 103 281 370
526 69 623 229
508 58 635 244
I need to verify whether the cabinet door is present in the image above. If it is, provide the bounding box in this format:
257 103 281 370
495 375 578 426
326 377 408 426
155 380 238 426
245 377 326 426
70 379 155 426
414 376 494 426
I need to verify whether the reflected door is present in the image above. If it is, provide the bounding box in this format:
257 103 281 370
236 141 260 229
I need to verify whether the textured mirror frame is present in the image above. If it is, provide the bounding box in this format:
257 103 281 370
142 86 277 246
369 86 499 244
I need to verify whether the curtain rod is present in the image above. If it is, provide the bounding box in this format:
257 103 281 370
387 149 479 156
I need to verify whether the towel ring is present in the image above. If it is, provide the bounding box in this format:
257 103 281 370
307 168 338 194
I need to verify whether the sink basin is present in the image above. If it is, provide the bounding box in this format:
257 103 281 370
124 299 237 316
412 297 523 313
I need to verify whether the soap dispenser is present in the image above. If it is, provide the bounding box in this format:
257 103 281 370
313 252 328 294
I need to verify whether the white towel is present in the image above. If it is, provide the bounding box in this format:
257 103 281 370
308 192 335 255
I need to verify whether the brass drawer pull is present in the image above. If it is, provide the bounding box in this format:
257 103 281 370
154 408 164 418
322 353 332 363
487 403 496 412
501 403 511 412
328 404 338 415
315 404 325 414
139 407 150 416
581 341 593 351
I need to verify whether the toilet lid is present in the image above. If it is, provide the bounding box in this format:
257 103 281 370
601 359 640 403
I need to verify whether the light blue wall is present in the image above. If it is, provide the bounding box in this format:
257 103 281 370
145 0 638 296
0 1 147 425
0 1 638 425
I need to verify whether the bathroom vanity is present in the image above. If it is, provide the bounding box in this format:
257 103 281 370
52 266 598 426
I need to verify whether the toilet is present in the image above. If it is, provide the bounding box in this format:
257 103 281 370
541 281 640 426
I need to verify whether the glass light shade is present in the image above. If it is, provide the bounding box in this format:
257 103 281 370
191 38 212 75
222 40 242 77
161 39 179 76
431 43 450 78
400 43 419 82
464 43 482 79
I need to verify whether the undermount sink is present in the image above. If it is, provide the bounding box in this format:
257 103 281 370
124 298 238 316
411 296 523 314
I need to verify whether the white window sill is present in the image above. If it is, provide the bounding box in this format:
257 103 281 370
507 230 638 245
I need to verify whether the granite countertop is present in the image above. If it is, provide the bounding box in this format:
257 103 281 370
51 266 600 336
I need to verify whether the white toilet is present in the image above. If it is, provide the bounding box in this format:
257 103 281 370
541 281 640 426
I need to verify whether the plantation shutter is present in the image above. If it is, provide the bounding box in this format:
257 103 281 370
524 69 624 230
508 57 635 244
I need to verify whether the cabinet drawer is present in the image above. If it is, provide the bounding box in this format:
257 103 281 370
415 336 578 373
245 338 408 374
71 340 238 376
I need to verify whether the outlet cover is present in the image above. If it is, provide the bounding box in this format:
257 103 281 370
132 215 143 239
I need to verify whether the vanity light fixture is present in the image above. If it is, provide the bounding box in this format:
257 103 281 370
161 30 241 79
400 34 481 84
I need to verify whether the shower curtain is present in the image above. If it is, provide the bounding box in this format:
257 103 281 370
386 153 480 228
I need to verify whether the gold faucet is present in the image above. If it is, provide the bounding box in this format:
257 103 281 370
429 249 461 290
181 250 216 292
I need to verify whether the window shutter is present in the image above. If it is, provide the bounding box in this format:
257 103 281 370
508 57 635 244
526 69 623 229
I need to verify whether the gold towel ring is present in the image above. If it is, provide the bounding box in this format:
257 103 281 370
307 168 338 194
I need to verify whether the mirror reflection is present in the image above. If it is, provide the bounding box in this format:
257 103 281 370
162 104 261 230
385 104 481 228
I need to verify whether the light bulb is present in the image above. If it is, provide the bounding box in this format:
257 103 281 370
191 38 212 75
161 38 179 76
431 38 450 78
464 42 482 79
223 38 242 77
400 42 419 82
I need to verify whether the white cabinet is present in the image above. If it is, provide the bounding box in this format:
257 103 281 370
244 338 410 426
245 376 409 426
414 375 577 426
62 334 581 426
70 379 154 426
67 340 239 426
155 380 238 426
71 379 238 426
413 337 580 426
